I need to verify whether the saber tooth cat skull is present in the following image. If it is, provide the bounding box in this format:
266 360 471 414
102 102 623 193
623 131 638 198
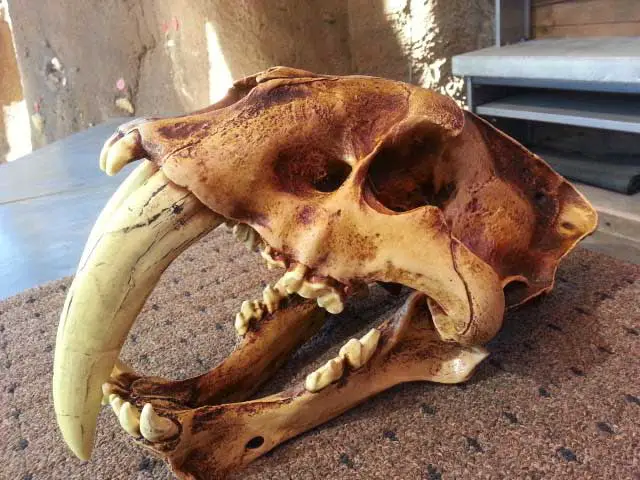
54 67 597 479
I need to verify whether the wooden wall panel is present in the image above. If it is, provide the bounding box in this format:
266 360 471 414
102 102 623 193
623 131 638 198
532 0 640 38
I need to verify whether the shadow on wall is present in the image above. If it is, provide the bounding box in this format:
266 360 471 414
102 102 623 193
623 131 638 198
6 0 493 150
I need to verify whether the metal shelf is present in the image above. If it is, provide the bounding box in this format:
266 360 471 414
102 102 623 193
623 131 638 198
477 91 640 133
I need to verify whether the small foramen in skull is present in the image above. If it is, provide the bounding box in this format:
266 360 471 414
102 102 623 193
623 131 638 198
52 67 598 479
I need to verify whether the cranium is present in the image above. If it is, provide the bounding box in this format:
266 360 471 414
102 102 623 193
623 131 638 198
53 67 597 479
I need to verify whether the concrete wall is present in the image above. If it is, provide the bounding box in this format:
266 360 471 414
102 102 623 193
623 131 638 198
7 0 493 148
0 0 25 163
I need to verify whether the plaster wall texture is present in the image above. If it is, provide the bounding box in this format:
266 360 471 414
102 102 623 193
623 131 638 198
7 0 493 148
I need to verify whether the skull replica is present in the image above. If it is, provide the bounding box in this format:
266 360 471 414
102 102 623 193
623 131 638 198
53 67 597 479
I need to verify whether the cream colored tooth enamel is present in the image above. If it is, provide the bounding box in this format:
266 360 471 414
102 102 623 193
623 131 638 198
305 358 345 393
118 402 141 436
53 170 223 461
282 264 308 293
99 136 112 172
260 246 286 270
316 291 344 314
359 328 381 365
109 394 124 417
105 131 139 176
339 338 363 369
234 300 265 335
262 284 283 314
140 403 179 442
297 279 331 299
234 312 250 336
79 160 157 269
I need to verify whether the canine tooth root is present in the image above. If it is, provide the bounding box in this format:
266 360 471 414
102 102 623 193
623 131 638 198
109 394 124 416
140 403 179 442
339 338 364 369
305 358 345 393
359 328 381 364
118 402 140 437
317 292 344 314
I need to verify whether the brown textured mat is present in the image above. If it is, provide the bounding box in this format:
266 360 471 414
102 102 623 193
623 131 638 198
1 229 639 480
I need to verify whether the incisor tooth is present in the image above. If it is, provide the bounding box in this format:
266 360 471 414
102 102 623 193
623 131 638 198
105 131 140 176
305 358 345 393
140 403 179 442
109 394 124 417
118 402 140 437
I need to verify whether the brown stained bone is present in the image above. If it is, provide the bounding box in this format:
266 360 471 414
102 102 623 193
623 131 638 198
145 293 487 479
106 297 325 409
104 67 596 345
60 67 599 477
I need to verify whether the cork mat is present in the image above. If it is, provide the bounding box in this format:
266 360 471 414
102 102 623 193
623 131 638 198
1 228 639 480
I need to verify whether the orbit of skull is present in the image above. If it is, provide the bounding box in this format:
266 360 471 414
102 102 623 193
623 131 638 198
53 67 597 479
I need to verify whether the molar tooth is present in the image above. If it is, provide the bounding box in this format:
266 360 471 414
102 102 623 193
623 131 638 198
235 312 250 336
359 328 381 365
282 264 308 293
297 279 331 299
339 338 364 369
235 300 265 335
305 357 345 393
317 291 344 314
140 403 179 442
118 401 140 436
260 246 286 270
109 394 124 416
262 284 283 314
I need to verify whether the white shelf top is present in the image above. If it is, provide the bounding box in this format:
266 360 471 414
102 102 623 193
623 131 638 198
453 37 640 85
476 91 640 133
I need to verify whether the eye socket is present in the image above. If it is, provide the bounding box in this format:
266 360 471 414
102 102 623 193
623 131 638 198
365 127 452 212
274 146 351 195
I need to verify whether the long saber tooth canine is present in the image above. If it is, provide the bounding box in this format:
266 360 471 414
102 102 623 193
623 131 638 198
53 170 223 460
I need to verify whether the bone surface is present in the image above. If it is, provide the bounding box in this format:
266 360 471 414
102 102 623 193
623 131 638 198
53 66 598 478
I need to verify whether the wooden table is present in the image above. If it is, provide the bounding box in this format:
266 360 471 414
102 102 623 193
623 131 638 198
0 119 132 300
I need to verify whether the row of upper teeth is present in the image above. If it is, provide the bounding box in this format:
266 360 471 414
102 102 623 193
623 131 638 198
103 388 178 443
234 263 345 336
305 328 381 393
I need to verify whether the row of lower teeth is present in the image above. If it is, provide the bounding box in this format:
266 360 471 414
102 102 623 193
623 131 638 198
104 389 178 443
305 328 381 393
234 263 345 336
